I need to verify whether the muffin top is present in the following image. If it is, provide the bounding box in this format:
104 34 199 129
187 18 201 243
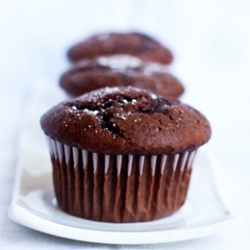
68 32 173 65
41 87 211 155
60 55 184 98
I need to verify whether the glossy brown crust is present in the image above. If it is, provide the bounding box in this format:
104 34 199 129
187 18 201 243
60 56 184 98
68 32 173 64
41 87 211 155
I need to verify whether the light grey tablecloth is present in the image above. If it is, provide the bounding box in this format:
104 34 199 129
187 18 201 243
1 0 250 249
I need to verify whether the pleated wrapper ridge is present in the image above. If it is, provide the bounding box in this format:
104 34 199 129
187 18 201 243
46 136 196 223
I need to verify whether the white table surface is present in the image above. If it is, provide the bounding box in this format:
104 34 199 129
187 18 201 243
1 0 250 249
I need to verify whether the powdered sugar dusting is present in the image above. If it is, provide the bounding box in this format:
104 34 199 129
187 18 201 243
83 109 99 116
143 63 169 74
87 87 120 102
101 87 120 95
98 55 141 70
151 93 157 99
97 33 110 41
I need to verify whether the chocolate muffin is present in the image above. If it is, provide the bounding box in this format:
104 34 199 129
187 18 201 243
60 54 184 98
41 87 211 223
68 32 173 64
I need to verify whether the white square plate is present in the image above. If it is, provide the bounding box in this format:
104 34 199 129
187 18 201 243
8 79 243 245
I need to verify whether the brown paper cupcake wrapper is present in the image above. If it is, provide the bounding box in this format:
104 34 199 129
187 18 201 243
46 136 196 223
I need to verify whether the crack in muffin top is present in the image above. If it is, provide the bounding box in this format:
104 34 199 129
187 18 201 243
41 87 211 155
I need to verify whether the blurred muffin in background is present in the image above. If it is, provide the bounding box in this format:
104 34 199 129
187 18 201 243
68 32 173 65
60 54 184 98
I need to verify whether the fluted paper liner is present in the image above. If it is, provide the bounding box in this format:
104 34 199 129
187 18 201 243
46 136 196 223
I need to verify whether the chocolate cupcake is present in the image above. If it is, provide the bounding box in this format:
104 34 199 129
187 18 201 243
60 54 184 98
40 87 211 223
68 32 173 64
